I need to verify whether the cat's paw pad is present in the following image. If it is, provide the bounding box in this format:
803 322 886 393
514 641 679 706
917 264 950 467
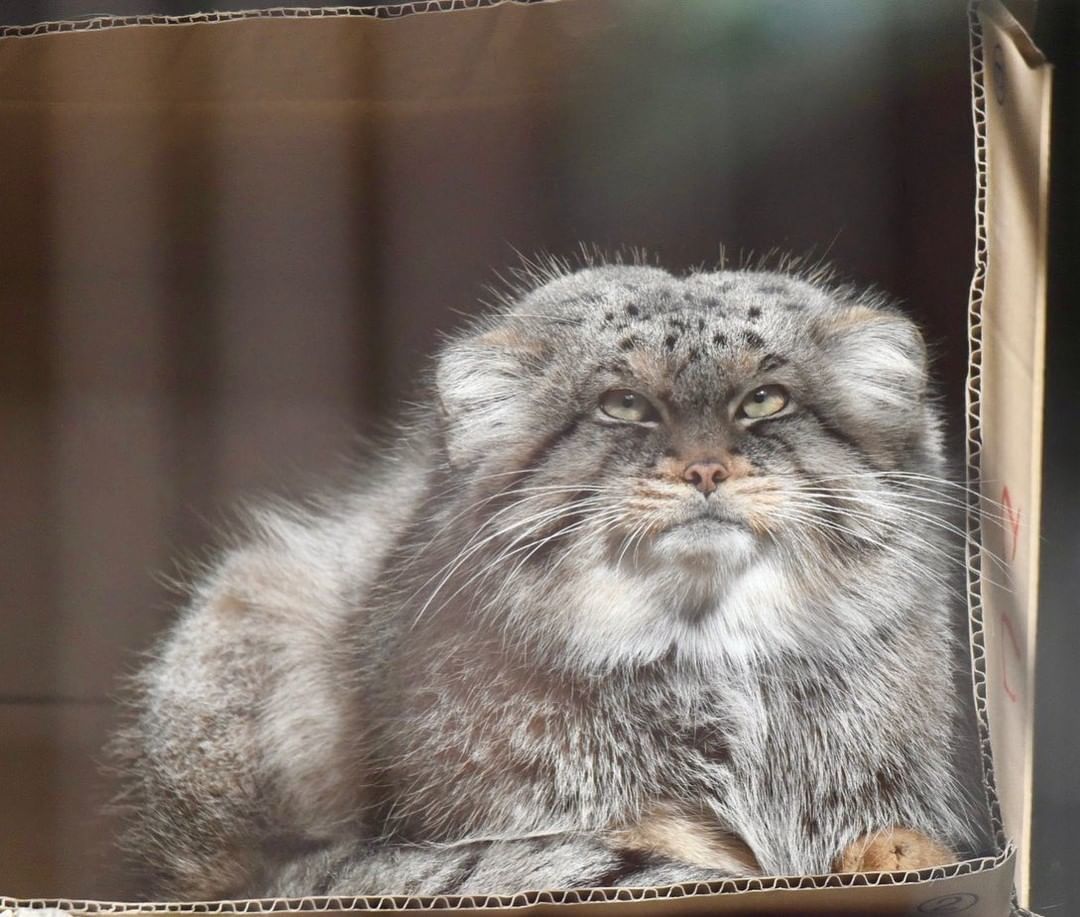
833 828 957 873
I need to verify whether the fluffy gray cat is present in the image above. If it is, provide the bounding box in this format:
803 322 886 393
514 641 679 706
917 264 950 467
113 259 985 900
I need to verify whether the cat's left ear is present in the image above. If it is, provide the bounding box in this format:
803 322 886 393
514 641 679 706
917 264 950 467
434 322 550 468
812 305 929 414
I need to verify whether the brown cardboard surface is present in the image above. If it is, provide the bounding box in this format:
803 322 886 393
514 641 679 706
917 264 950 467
0 1 1046 914
972 0 1052 906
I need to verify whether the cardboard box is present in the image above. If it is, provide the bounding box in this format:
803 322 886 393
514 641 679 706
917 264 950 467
0 1 1050 914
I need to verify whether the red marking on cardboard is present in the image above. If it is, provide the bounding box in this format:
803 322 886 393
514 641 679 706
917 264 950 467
1000 611 1022 703
1001 486 1021 563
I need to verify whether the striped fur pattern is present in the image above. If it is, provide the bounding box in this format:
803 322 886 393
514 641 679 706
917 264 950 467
112 258 988 898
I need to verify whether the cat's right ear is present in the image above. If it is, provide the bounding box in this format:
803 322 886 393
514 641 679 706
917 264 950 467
434 323 549 469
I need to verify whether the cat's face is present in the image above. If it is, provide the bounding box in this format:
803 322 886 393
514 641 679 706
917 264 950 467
434 264 943 669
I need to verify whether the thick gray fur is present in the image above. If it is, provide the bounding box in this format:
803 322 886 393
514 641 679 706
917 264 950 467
112 258 989 899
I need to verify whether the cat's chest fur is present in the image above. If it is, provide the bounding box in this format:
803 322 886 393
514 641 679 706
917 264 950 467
375 644 741 841
369 558 815 841
369 591 786 842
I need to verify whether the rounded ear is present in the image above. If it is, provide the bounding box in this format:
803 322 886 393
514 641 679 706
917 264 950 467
812 305 929 414
434 324 549 469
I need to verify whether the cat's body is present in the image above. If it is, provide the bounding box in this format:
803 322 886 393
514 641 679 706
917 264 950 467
115 262 982 899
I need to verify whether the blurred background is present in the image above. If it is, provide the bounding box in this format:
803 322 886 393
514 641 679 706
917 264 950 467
0 0 1075 911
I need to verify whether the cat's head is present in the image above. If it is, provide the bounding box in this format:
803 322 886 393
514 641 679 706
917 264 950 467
431 262 947 670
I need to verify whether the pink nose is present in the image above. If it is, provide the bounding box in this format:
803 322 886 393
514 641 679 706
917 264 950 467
682 461 730 495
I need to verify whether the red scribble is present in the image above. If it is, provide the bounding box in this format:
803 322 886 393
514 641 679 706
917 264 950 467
1001 485 1021 563
1000 611 1022 703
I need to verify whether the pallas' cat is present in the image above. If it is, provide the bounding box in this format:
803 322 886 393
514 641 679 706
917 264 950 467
114 260 981 899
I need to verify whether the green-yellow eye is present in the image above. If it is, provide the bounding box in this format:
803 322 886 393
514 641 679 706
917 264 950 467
599 389 660 424
740 384 789 420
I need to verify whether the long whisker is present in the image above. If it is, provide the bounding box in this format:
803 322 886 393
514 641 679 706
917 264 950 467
788 483 1013 530
783 490 1012 576
410 497 617 628
396 487 609 600
770 505 968 601
802 470 1012 510
441 510 627 625
538 513 629 586
777 497 1014 596
788 483 1011 525
487 511 626 597
615 516 655 571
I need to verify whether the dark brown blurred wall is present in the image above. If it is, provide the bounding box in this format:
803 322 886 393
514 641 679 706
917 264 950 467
0 0 974 897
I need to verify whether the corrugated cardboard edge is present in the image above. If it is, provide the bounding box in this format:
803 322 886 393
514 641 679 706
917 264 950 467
0 0 1029 914
0 852 1017 913
965 0 1007 865
0 1 559 40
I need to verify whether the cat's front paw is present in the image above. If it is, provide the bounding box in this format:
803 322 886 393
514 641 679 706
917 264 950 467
833 827 957 873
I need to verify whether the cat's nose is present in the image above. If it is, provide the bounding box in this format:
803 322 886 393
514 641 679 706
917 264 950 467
682 460 730 495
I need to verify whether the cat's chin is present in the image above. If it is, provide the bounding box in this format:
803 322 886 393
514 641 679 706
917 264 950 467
650 517 757 574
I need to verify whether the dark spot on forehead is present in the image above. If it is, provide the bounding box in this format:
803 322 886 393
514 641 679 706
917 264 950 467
700 297 723 310
619 336 640 352
758 353 788 372
664 334 678 351
743 330 766 349
782 300 805 311
682 290 696 302
712 332 728 346
697 318 706 331
604 311 615 323
747 306 762 320
625 304 640 317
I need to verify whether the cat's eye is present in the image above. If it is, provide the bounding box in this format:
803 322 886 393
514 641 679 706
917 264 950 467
739 384 789 420
599 389 661 424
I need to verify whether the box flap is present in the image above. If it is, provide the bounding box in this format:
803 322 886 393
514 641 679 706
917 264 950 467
969 0 1051 907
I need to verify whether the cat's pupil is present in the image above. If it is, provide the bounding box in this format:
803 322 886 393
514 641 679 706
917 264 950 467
622 394 636 407
753 389 767 403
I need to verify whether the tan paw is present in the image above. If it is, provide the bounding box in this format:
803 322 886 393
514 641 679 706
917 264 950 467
834 827 957 873
609 803 761 875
